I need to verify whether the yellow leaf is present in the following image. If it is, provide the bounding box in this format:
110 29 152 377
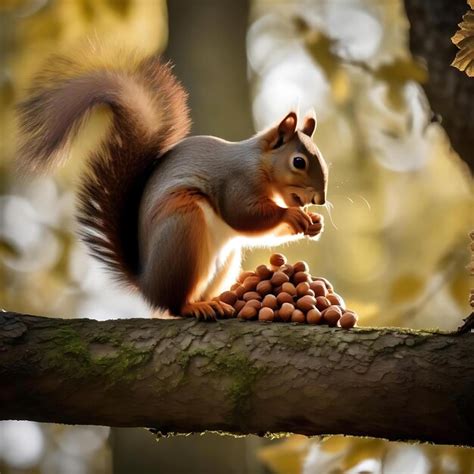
451 9 474 77
258 436 310 474
341 438 386 470
320 435 353 454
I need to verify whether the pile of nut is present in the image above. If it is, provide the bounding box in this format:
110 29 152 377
218 254 358 329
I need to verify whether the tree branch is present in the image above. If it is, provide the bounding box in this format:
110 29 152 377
1 311 473 446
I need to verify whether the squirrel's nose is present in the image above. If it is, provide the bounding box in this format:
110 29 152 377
312 192 325 205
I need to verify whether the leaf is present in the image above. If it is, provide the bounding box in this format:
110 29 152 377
258 436 310 474
451 9 474 77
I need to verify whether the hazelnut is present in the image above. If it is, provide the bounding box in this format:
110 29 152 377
322 305 342 326
243 275 261 291
256 280 273 296
234 300 246 312
281 282 297 296
270 253 287 266
230 283 240 291
279 302 295 321
293 261 309 273
339 311 358 329
238 305 257 320
307 308 322 325
296 295 317 312
280 264 294 277
277 292 294 305
312 276 333 292
272 285 282 295
218 290 237 306
327 293 345 309
259 307 274 321
293 271 311 284
310 281 327 297
262 294 278 309
235 285 246 298
256 264 273 280
296 282 311 297
245 299 262 310
243 291 262 302
271 271 290 286
291 309 306 323
238 271 255 283
316 296 331 311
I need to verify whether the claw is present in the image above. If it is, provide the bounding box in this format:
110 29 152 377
182 302 217 321
211 300 236 318
181 300 236 321
209 301 225 318
220 302 236 318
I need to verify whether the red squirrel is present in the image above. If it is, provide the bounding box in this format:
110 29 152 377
16 50 328 320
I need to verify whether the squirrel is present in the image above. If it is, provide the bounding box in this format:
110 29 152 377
16 49 328 320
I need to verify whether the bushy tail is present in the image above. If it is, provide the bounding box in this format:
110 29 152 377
17 48 191 288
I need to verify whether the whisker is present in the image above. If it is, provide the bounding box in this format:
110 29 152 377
346 197 354 204
324 199 338 230
357 195 372 211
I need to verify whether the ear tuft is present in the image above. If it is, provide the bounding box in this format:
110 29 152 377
301 111 317 138
278 112 297 136
260 111 299 150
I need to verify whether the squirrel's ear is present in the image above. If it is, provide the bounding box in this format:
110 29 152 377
301 112 317 138
262 112 298 150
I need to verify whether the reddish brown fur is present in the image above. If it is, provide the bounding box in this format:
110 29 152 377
17 54 191 289
149 188 210 222
140 188 237 318
139 190 209 314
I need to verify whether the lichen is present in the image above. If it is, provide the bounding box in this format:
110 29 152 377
94 343 153 382
214 352 263 424
43 326 91 377
177 345 264 425
43 324 153 385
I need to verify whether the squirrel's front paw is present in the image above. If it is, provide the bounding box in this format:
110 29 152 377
305 212 324 239
282 207 313 235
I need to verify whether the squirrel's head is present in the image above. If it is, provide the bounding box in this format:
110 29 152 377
261 111 328 208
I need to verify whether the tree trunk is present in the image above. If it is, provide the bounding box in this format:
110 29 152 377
164 0 253 141
404 0 474 172
1 311 473 446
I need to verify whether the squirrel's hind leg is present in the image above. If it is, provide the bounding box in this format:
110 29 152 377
182 247 242 320
182 237 241 320
140 193 234 320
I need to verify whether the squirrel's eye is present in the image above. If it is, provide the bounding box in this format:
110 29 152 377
292 156 307 170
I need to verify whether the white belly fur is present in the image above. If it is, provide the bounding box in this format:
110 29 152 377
193 202 304 299
194 202 240 299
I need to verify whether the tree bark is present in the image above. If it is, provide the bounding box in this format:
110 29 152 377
1 311 473 446
404 0 474 172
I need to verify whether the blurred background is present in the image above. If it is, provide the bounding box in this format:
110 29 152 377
0 0 473 473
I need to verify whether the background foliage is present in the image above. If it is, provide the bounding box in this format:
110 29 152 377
0 0 472 473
